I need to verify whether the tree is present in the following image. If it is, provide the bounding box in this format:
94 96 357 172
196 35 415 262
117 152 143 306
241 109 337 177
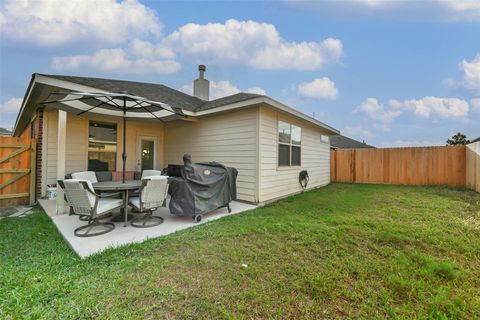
446 132 470 145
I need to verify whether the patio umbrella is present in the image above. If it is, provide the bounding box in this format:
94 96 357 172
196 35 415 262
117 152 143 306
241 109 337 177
42 92 184 183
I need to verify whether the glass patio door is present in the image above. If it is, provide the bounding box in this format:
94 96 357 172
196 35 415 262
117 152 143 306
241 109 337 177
138 136 156 171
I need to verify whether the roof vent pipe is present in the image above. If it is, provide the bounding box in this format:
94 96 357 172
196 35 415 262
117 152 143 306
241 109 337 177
193 65 209 101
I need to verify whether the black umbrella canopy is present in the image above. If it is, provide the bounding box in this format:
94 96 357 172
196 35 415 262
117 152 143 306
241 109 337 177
42 91 184 182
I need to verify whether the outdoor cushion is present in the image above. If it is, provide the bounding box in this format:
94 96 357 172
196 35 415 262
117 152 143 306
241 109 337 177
128 197 141 210
112 171 135 181
95 171 112 182
71 171 98 183
141 170 163 179
129 176 168 211
97 198 124 215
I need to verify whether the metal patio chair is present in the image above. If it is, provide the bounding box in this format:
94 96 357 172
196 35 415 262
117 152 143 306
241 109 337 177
141 169 164 179
71 171 98 183
58 179 124 237
69 172 99 219
128 176 168 228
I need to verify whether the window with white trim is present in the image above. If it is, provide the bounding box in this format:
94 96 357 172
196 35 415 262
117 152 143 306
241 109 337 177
88 121 117 171
278 121 301 167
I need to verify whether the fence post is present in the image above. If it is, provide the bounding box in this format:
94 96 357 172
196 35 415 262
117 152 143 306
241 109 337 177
352 150 356 183
330 150 336 182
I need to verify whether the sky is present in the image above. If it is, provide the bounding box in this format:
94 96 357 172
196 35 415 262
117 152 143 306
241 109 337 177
0 0 479 146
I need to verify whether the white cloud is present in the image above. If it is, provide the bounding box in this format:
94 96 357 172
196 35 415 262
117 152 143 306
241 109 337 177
130 39 175 60
460 54 480 91
209 81 246 100
0 98 23 114
444 0 480 15
180 81 266 100
0 98 23 130
0 0 162 46
245 87 267 95
164 19 342 70
298 77 338 100
444 53 480 92
281 0 480 21
52 45 180 75
389 97 469 119
471 98 480 111
51 17 343 74
354 98 401 124
354 96 471 131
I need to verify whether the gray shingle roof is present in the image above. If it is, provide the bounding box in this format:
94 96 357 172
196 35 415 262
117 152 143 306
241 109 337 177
0 127 12 135
196 92 262 111
471 137 480 143
39 74 262 112
330 134 375 149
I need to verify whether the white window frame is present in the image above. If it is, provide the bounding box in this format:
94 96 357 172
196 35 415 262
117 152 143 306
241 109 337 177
278 120 301 167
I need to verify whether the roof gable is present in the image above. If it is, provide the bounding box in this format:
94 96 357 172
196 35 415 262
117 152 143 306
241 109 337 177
13 73 339 136
38 74 263 112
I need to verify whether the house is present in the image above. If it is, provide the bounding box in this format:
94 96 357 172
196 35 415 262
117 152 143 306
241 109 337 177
0 128 12 136
330 134 375 150
12 66 339 207
471 137 480 144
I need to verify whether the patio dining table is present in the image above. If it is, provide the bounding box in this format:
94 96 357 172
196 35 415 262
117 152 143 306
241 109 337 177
92 180 142 227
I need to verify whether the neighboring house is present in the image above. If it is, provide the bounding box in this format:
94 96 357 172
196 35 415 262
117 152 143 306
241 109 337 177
0 128 12 136
330 134 375 150
470 137 480 144
12 66 339 204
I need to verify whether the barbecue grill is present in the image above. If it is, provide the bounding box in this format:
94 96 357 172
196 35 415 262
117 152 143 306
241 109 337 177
168 154 238 222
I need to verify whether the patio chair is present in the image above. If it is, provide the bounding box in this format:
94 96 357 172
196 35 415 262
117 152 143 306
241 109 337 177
128 176 168 228
58 179 124 237
71 171 98 183
141 169 163 179
69 171 106 220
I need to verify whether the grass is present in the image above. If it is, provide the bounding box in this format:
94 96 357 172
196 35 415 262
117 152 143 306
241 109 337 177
1 183 480 319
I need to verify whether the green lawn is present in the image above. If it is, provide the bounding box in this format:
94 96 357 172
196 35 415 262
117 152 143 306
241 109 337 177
1 184 479 319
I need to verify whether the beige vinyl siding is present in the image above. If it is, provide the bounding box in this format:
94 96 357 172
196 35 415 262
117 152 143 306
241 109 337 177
42 110 165 196
44 110 90 190
65 113 89 174
41 104 330 203
164 107 258 202
258 105 331 202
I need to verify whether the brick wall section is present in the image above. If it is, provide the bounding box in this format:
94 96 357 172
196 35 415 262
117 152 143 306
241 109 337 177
34 110 43 199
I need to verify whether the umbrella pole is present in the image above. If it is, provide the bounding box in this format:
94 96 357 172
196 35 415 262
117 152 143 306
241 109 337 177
122 98 127 183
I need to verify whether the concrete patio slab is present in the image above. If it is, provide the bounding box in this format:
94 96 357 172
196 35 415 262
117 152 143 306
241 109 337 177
38 199 257 258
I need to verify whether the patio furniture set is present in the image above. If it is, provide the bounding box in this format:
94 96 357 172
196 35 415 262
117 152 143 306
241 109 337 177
58 155 238 237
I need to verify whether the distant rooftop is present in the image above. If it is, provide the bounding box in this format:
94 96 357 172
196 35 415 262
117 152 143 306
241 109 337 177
0 127 12 136
330 134 375 149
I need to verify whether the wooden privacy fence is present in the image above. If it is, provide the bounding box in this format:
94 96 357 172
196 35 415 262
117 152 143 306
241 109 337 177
330 145 467 187
0 136 36 206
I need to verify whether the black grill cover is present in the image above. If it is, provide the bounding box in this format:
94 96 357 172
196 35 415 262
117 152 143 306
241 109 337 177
168 161 238 216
